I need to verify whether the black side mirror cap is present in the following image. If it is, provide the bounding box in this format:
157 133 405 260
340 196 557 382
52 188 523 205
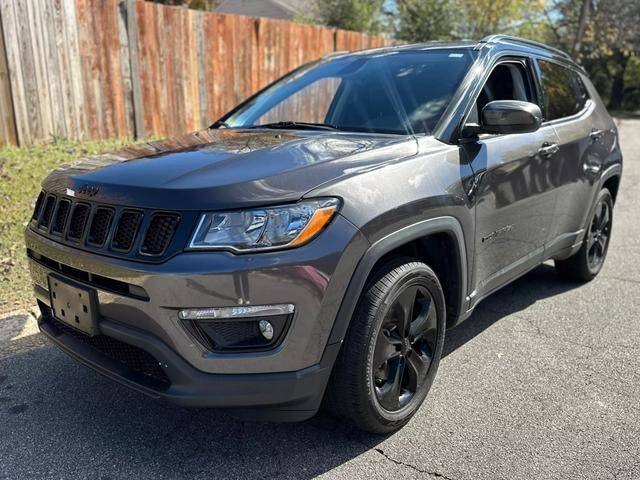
462 100 543 138
481 100 542 134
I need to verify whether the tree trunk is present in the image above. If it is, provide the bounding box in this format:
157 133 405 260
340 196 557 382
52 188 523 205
571 0 590 57
608 53 630 111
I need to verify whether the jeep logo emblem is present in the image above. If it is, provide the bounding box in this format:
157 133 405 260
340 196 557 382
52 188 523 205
75 184 99 198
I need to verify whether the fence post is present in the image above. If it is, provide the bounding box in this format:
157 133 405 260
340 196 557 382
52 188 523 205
0 4 18 146
124 0 144 139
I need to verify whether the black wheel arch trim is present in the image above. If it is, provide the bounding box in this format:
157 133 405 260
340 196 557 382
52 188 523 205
598 163 622 197
325 216 468 348
582 163 622 241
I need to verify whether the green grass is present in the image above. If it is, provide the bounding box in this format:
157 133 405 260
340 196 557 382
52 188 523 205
0 138 136 315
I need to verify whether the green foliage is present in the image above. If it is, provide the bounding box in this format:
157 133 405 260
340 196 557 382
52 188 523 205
396 0 548 42
392 0 639 112
396 0 457 42
548 0 640 111
0 138 135 314
315 0 387 35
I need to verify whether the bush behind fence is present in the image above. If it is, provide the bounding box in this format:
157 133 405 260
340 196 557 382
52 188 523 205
0 0 392 147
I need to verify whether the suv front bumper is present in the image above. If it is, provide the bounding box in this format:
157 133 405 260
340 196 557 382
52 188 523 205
38 308 341 420
26 214 367 417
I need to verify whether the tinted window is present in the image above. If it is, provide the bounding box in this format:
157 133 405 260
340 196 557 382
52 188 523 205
224 49 476 135
538 60 587 120
570 70 590 111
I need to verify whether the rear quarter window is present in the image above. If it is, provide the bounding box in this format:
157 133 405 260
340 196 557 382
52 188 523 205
537 60 588 121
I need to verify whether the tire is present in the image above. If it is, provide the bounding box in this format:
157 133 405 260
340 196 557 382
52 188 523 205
555 188 613 282
324 257 446 433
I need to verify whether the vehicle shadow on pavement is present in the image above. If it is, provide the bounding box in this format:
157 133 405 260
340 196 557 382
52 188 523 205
0 263 583 479
443 263 579 357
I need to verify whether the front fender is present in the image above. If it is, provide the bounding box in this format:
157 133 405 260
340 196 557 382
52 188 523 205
324 215 468 348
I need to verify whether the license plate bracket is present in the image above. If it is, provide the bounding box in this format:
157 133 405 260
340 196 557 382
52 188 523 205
48 274 99 336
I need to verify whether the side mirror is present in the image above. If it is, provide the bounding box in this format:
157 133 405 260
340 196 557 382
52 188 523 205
463 100 543 137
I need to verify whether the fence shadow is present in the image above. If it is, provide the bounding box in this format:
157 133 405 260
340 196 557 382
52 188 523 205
0 263 583 479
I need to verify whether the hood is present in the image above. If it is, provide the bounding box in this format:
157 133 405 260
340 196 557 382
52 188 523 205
42 129 418 210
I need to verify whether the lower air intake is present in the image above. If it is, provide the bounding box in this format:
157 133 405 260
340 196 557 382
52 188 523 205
46 313 170 390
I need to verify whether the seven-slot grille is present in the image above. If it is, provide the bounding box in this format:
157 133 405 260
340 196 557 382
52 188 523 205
30 191 180 259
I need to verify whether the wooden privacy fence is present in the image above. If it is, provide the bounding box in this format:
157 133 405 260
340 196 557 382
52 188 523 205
0 0 393 147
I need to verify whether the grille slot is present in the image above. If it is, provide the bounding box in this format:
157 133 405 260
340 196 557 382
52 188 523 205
51 199 71 235
67 203 90 241
39 195 56 229
141 214 180 256
87 207 114 247
32 191 45 220
111 210 142 252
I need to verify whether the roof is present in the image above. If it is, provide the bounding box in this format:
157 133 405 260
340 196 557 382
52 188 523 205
215 0 318 20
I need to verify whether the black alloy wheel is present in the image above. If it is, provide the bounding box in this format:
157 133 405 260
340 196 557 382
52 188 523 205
586 197 612 271
373 283 437 412
324 259 446 433
555 188 614 282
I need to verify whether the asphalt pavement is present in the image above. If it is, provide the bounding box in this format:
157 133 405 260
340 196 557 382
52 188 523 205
1 119 639 480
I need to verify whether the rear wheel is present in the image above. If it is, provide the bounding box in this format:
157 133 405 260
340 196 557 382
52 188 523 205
324 258 446 433
555 188 613 282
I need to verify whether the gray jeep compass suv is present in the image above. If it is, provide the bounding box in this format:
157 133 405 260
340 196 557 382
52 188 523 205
25 35 622 433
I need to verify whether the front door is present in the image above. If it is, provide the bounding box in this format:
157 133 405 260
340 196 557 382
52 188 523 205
462 59 560 303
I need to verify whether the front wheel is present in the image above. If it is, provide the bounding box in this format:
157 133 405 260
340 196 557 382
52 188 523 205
555 188 613 282
324 258 446 433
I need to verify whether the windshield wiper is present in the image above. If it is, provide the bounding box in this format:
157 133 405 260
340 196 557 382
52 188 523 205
210 120 231 129
249 121 340 131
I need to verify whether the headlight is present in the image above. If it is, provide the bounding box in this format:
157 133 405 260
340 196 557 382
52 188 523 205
188 198 340 252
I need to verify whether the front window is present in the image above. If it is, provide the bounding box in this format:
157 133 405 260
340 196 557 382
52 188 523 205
222 49 477 135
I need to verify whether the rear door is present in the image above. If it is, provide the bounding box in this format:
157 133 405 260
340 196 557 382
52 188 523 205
462 57 559 302
535 59 610 253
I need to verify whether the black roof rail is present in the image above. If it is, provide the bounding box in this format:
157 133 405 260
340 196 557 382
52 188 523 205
321 51 349 60
479 34 573 61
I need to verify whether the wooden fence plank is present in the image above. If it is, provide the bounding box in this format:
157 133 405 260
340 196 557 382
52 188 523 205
62 0 86 139
125 0 143 138
43 1 68 139
117 0 134 136
15 0 43 142
0 2 17 145
28 0 54 140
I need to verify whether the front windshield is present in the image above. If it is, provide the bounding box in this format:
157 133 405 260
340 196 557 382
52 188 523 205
221 48 477 135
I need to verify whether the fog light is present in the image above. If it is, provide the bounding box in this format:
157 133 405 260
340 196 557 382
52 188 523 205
259 320 274 340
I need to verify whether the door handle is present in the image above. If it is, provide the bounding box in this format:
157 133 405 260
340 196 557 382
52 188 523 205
590 129 605 141
538 143 559 158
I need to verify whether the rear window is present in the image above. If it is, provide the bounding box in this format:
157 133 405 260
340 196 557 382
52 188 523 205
537 60 589 121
